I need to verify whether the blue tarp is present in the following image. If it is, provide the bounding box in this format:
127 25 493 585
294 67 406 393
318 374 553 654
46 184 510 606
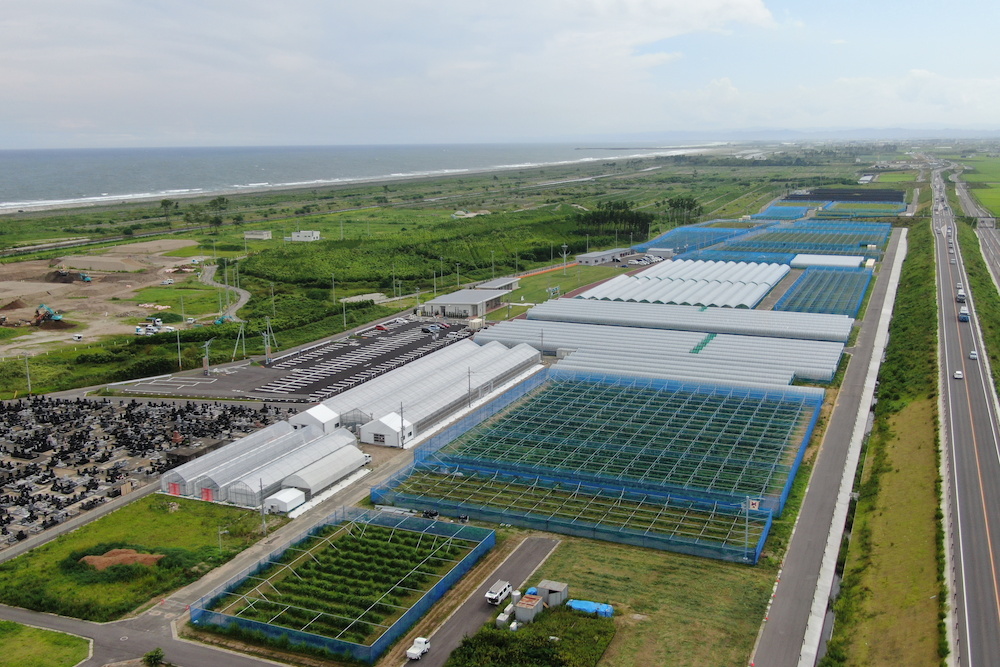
566 599 614 617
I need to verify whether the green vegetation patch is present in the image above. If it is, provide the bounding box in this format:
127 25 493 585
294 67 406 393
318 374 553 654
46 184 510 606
531 538 772 667
210 523 477 646
820 219 946 666
0 620 90 667
0 494 285 621
445 605 615 667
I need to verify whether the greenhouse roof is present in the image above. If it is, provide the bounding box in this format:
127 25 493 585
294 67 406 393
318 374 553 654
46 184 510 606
474 319 841 390
283 444 368 494
319 339 541 428
526 299 854 342
790 254 865 268
160 421 294 488
577 260 789 308
224 428 356 501
422 289 510 306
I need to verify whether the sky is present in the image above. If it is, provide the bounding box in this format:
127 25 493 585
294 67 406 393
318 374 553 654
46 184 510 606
2 0 998 149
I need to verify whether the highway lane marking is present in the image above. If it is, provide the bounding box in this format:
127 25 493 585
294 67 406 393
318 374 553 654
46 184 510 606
943 214 1000 661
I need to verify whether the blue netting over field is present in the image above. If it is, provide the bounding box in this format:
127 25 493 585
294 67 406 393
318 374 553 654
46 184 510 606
773 267 873 317
752 206 810 220
191 507 494 663
813 201 907 218
370 369 823 564
675 249 796 265
633 224 752 253
715 221 891 258
373 467 771 564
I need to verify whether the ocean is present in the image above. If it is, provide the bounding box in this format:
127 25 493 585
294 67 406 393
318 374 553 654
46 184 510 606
0 144 703 212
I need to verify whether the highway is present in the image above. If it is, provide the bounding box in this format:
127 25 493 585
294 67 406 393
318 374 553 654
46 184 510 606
935 165 1000 667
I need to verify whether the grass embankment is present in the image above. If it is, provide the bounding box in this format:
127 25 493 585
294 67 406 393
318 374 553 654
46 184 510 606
0 621 90 667
0 494 287 621
820 219 946 666
957 218 1000 390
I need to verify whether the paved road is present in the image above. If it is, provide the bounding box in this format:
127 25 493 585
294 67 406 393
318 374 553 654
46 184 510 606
939 165 1000 667
198 263 251 321
752 228 904 666
407 537 560 667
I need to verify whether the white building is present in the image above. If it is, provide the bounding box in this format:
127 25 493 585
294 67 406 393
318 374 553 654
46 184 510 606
575 248 631 266
288 230 321 242
360 412 414 447
417 289 510 317
244 230 272 240
264 488 305 513
289 404 342 433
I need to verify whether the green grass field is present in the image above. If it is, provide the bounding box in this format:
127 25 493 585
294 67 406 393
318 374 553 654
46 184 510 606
0 494 288 621
129 282 225 319
0 621 90 667
532 538 773 667
874 171 917 183
505 264 622 303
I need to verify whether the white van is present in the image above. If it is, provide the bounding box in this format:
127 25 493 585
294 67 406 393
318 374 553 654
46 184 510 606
485 580 512 605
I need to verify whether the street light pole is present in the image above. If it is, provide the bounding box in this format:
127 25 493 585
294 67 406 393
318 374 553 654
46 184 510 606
456 263 461 287
561 243 569 274
491 251 495 279
23 353 31 396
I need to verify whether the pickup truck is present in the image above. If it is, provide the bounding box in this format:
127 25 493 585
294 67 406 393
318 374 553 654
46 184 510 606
406 637 430 660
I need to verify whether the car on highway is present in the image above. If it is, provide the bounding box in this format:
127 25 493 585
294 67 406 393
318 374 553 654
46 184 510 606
954 370 964 380
970 350 979 361
957 282 963 289
951 258 957 264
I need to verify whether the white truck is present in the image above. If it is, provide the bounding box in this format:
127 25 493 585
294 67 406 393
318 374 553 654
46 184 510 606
485 579 512 605
406 637 430 660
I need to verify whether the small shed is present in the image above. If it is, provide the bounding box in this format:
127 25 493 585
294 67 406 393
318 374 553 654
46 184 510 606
264 488 305 514
360 412 414 447
289 230 321 242
290 404 342 433
644 247 675 259
244 230 272 240
514 594 544 624
535 580 569 607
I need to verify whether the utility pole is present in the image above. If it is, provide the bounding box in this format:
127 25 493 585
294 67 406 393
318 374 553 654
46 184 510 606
331 273 336 303
23 353 31 396
561 243 569 274
456 263 461 288
491 250 495 278
176 329 182 369
342 299 347 329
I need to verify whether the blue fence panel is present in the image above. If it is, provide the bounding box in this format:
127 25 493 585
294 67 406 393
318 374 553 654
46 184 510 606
190 507 495 664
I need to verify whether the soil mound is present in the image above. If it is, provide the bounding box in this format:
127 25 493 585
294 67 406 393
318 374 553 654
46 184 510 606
39 318 74 330
80 548 165 571
0 298 27 311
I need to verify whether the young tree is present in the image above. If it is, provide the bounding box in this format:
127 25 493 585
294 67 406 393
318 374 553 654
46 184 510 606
142 647 165 667
160 199 174 224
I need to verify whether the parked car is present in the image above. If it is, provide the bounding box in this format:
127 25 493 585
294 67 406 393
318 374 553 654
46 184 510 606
374 324 388 331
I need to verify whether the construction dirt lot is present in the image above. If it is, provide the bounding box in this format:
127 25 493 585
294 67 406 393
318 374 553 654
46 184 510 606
0 240 208 356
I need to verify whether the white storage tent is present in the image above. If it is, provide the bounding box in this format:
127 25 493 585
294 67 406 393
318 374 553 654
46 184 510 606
265 488 305 514
283 444 368 498
525 299 854 342
161 421 294 497
289 404 341 433
360 412 413 447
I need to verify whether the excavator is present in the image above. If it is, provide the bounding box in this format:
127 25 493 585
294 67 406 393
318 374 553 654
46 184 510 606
33 304 63 325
